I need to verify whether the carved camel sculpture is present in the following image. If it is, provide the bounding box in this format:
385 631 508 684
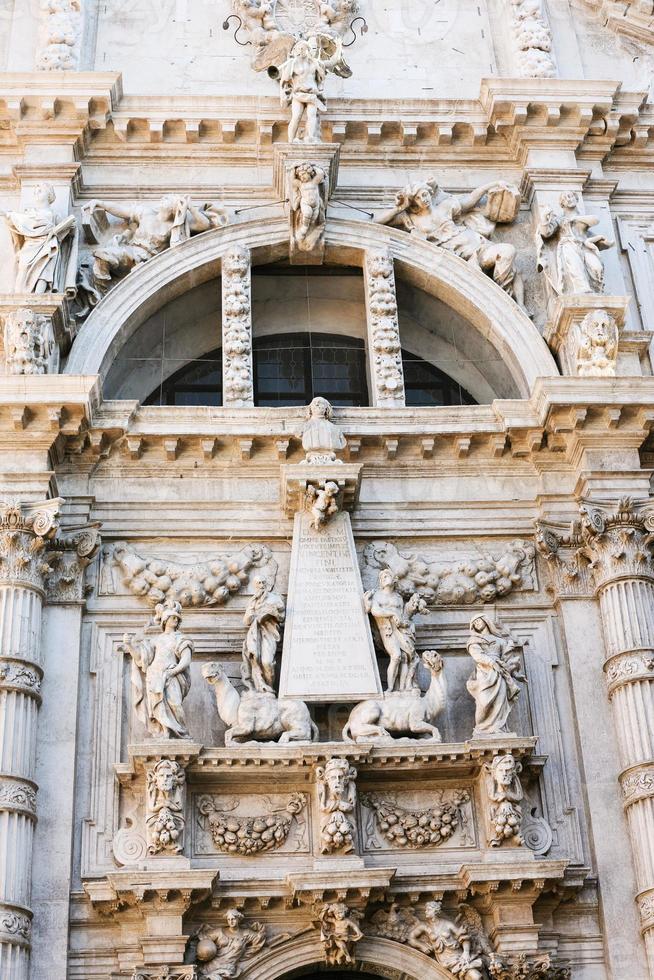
342 651 447 743
202 662 319 745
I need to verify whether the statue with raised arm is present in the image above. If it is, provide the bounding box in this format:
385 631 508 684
0 182 78 294
466 615 525 737
408 900 484 980
118 599 193 739
241 575 286 694
536 190 614 298
279 32 350 143
376 178 525 308
84 195 228 288
364 569 427 693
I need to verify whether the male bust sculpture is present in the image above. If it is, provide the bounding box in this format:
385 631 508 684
301 396 346 463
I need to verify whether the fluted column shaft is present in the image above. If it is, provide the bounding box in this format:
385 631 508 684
581 502 654 975
0 504 58 980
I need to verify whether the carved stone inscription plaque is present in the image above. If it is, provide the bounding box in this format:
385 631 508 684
279 511 382 702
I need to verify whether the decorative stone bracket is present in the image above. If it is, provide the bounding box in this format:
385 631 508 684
280 462 362 517
0 294 75 376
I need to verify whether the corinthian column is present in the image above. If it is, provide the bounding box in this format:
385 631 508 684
0 500 61 980
578 498 654 973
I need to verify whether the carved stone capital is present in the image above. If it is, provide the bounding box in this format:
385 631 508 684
620 764 654 809
638 888 654 932
534 518 592 598
132 969 196 980
579 497 654 589
45 524 102 604
0 777 37 820
0 499 62 592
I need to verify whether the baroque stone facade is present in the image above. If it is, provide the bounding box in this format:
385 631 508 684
2 3 654 979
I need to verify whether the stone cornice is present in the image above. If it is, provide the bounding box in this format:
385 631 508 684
0 74 650 170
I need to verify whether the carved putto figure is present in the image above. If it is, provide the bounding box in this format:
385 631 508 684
364 568 427 692
377 178 525 307
241 575 285 693
536 191 614 297
318 902 363 966
343 650 447 743
466 615 525 737
3 309 54 375
84 196 228 290
306 481 340 530
145 759 186 854
118 599 193 739
291 162 327 251
279 33 350 143
195 908 266 978
576 308 619 377
316 757 357 854
485 753 524 847
408 900 485 980
302 396 346 463
0 182 78 294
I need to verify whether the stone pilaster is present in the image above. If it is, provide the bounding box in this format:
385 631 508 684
577 498 654 972
0 500 60 980
363 249 406 408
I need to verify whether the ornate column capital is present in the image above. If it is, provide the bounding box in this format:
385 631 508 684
0 499 62 593
578 497 654 590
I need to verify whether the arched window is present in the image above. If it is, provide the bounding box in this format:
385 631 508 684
144 332 475 408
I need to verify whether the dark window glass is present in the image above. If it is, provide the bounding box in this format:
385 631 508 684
143 334 476 408
402 350 475 407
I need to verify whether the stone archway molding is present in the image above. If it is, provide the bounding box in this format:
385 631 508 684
238 934 453 980
66 216 558 398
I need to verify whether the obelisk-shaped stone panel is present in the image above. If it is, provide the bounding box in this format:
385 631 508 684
279 511 382 702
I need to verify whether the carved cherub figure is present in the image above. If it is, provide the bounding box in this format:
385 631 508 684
318 902 363 966
291 162 326 251
364 569 427 692
306 481 340 530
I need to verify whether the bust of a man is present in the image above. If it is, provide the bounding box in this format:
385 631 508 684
302 396 346 464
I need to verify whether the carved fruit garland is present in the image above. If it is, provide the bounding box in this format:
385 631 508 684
362 791 470 848
198 794 307 855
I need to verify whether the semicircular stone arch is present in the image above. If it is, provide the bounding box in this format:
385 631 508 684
66 216 558 399
239 935 453 980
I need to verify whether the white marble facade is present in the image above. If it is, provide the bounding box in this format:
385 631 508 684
2 2 654 980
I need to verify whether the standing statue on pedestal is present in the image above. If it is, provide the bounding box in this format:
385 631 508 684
536 191 614 297
0 182 78 294
302 396 346 463
408 900 484 980
466 615 525 737
118 599 193 739
376 178 525 308
279 33 351 143
241 575 286 693
364 569 427 692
